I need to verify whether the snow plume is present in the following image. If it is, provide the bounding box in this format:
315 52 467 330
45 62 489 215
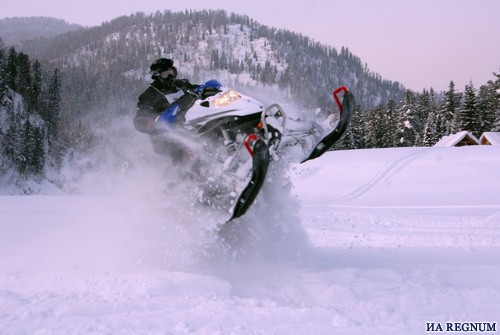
216 161 310 264
51 101 312 276
52 111 222 273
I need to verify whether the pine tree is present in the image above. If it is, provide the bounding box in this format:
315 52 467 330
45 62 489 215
432 89 447 142
4 103 24 169
30 60 43 113
339 104 365 149
17 52 32 99
0 45 6 100
384 99 397 147
31 126 46 177
2 102 18 166
45 68 63 170
365 105 384 148
440 81 462 134
17 117 45 177
45 68 62 144
423 111 438 146
365 100 397 148
5 47 18 91
19 118 34 175
395 90 418 147
492 73 500 131
454 81 481 136
422 88 440 146
478 73 499 133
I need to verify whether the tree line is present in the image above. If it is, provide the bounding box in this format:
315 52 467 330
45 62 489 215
0 45 64 183
339 75 500 149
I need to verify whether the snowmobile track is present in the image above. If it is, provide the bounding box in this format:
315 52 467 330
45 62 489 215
333 148 430 202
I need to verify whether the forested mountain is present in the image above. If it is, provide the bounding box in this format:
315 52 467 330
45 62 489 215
13 10 407 148
0 46 64 193
0 17 82 46
18 10 404 107
0 10 498 193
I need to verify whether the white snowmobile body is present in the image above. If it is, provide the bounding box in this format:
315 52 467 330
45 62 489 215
185 89 265 127
165 83 355 222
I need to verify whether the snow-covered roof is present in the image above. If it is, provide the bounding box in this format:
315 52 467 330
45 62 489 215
480 132 500 145
434 131 480 147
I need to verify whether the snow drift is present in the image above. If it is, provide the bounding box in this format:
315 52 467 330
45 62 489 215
1 129 500 334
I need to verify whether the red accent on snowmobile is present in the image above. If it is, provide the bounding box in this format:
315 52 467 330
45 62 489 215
300 86 355 163
244 134 258 157
333 86 348 114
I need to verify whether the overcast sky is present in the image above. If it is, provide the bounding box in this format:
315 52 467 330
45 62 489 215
2 0 499 92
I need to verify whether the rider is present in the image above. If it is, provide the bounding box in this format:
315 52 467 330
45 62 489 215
134 58 200 163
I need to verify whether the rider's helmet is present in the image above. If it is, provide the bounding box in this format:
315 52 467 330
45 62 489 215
150 58 176 80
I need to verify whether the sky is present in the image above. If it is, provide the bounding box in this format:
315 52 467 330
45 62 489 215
1 0 499 92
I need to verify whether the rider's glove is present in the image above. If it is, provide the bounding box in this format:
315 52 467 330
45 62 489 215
194 79 222 93
204 79 222 90
156 104 180 125
195 79 222 99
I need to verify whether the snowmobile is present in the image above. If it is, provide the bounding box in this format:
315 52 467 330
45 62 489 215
161 80 355 223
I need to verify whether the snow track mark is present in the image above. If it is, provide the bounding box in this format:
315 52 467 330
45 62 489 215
334 148 430 202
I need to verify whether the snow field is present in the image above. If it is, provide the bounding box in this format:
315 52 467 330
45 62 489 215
1 143 500 334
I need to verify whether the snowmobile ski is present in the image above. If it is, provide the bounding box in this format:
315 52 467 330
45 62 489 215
301 86 355 163
228 138 270 222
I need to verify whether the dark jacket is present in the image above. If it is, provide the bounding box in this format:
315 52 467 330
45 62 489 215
134 78 199 134
134 77 199 161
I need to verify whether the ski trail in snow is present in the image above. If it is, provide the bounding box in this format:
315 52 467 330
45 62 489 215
333 147 430 202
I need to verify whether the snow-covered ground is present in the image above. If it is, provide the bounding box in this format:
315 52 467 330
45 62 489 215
1 144 499 334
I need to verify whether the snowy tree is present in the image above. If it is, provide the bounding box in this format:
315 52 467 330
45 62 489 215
45 68 64 170
365 100 397 148
0 46 64 180
478 73 500 133
29 60 42 113
365 105 385 148
338 104 365 149
423 112 438 146
16 115 46 178
454 81 481 136
3 103 24 170
0 45 6 100
395 90 419 147
19 118 34 175
422 88 440 146
440 81 462 134
410 89 430 146
492 73 500 131
17 52 32 99
45 68 62 144
5 47 17 92
29 124 46 177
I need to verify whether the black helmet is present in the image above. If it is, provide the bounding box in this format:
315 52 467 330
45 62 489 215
150 58 174 78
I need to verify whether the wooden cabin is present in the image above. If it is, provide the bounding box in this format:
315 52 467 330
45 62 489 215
479 132 500 145
434 131 480 147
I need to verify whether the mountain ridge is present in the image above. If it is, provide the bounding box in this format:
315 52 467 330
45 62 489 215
0 16 82 46
8 10 405 109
